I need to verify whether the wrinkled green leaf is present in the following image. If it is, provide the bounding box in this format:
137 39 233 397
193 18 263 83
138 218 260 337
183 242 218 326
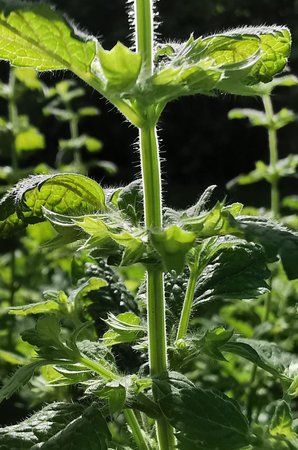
0 1 96 73
157 381 251 449
236 216 298 279
0 402 84 449
195 240 269 304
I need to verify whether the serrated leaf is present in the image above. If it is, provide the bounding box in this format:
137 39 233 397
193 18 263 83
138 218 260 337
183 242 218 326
151 225 196 273
97 42 141 89
0 1 96 73
0 173 106 236
224 338 298 382
152 27 291 101
39 404 110 449
0 402 84 449
195 240 269 304
236 216 298 279
157 383 251 449
117 180 143 226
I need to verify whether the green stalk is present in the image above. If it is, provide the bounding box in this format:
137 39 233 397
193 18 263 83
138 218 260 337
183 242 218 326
176 267 197 341
262 95 279 219
134 1 175 448
79 356 149 450
8 69 18 171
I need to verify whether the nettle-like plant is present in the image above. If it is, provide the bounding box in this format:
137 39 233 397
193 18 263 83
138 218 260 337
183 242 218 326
43 79 117 175
228 75 298 222
0 1 298 449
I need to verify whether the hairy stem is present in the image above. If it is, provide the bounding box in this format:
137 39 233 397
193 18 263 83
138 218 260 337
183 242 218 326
79 356 149 449
176 268 197 341
135 1 175 448
262 95 279 219
124 409 149 450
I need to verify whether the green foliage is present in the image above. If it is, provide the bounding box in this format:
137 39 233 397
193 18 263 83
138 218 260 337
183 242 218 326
0 1 96 73
0 173 106 236
0 1 296 450
155 374 251 449
236 216 298 279
0 402 85 448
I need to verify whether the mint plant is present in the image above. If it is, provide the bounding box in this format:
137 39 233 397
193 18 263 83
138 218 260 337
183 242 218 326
43 79 117 175
228 75 298 220
0 1 298 449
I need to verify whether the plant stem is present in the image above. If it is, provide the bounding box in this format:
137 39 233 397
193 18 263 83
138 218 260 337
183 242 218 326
8 69 18 171
176 268 197 340
135 1 175 448
124 409 149 450
79 356 149 450
262 95 279 219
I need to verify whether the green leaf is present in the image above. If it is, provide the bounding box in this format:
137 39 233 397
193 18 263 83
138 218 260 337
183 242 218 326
103 312 144 347
228 108 269 126
253 73 298 95
85 136 103 153
6 300 60 316
78 106 100 117
99 380 127 414
117 180 143 226
269 401 295 438
97 42 142 89
156 382 251 449
200 327 234 361
59 135 102 153
151 225 196 273
236 216 298 279
0 1 96 73
0 349 26 365
229 107 296 130
195 240 269 304
224 338 298 382
15 127 45 153
0 402 85 449
0 173 106 236
152 27 291 101
0 360 46 403
283 196 298 211
39 404 110 449
228 155 298 188
69 277 108 303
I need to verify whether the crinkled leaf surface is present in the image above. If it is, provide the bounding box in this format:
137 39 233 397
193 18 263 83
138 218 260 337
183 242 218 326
0 173 106 236
236 216 298 279
0 402 84 449
152 26 291 101
157 382 251 449
195 241 269 304
0 1 96 73
37 404 110 449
